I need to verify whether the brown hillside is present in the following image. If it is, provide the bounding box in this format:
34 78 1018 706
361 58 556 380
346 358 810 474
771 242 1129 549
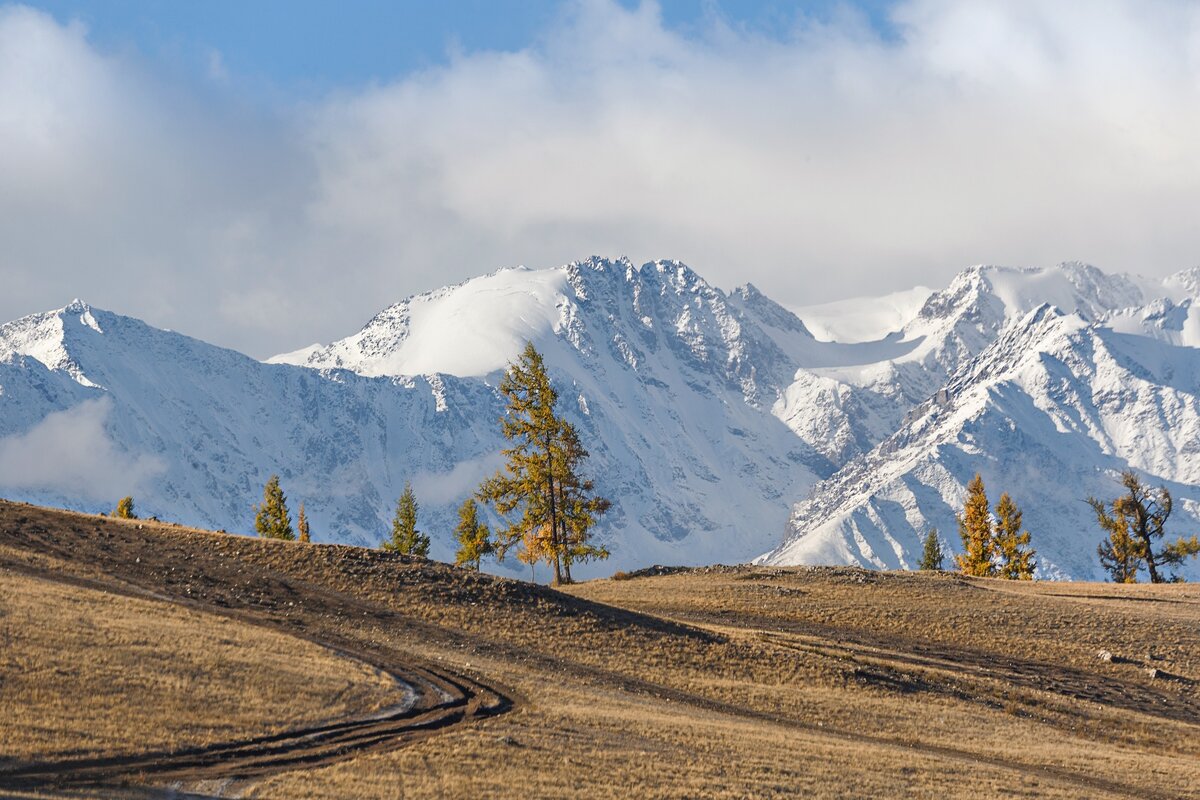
1 500 1197 799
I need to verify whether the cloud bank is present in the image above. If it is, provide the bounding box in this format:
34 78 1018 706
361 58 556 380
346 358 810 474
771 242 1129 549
2 0 1199 356
0 396 166 502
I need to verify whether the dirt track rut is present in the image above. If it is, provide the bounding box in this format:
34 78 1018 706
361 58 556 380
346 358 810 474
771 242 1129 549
0 521 513 790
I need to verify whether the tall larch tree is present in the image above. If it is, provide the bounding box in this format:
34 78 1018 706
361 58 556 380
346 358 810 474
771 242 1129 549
255 475 294 540
918 528 944 571
384 482 430 557
296 503 311 543
479 342 610 584
455 498 494 571
1088 471 1199 583
993 493 1036 580
956 474 994 577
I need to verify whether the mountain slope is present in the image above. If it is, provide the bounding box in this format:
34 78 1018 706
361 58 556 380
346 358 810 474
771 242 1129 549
0 260 825 576
3 258 1199 580
760 304 1200 580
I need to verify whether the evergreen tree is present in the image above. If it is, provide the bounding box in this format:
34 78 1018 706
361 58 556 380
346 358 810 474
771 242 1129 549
955 474 994 577
297 503 311 543
479 342 609 584
993 493 1036 580
114 496 137 520
918 528 944 571
1088 471 1200 583
383 482 430 557
454 498 494 570
254 475 294 540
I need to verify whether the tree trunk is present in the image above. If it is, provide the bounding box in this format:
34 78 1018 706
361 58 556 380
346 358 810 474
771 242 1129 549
560 516 573 584
546 434 563 585
1139 532 1161 583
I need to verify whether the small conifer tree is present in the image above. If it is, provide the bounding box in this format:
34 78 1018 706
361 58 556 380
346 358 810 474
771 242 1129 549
254 475 294 540
114 496 137 520
383 482 430 557
297 502 311 543
956 474 995 577
993 493 1036 580
918 528 944 571
454 498 494 570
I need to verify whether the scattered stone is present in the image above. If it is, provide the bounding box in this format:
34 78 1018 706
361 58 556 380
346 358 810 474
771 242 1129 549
498 735 521 747
1097 650 1114 663
1146 667 1160 679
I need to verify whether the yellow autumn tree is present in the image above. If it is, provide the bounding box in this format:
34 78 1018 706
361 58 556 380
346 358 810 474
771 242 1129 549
479 342 609 584
956 474 994 577
1089 471 1199 583
993 492 1035 580
1092 510 1140 583
114 496 137 520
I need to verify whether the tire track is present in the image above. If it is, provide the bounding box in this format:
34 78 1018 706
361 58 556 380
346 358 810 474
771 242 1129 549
667 607 1200 726
0 557 513 790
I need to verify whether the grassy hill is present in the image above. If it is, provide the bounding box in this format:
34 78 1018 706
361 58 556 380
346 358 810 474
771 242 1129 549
1 500 1197 798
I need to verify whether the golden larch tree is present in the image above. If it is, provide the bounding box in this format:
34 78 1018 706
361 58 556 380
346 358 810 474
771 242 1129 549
993 492 1035 580
479 342 609 584
1089 470 1199 583
1093 510 1140 583
956 474 994 577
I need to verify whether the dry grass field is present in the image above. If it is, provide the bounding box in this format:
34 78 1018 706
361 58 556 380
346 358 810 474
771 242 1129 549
0 571 410 761
1 499 1197 799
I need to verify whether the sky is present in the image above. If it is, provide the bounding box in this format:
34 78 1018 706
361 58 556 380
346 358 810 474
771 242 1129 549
2 0 1199 357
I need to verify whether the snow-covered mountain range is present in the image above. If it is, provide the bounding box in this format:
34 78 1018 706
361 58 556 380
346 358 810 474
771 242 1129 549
2 257 1198 580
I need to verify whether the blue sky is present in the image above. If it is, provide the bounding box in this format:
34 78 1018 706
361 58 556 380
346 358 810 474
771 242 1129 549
26 0 896 90
2 1 1198 356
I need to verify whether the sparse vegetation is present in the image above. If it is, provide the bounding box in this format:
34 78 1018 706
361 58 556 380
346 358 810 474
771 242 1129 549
254 475 294 540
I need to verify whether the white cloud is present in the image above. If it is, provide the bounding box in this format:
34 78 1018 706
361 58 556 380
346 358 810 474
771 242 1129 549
0 396 166 501
2 0 1200 357
410 453 506 508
